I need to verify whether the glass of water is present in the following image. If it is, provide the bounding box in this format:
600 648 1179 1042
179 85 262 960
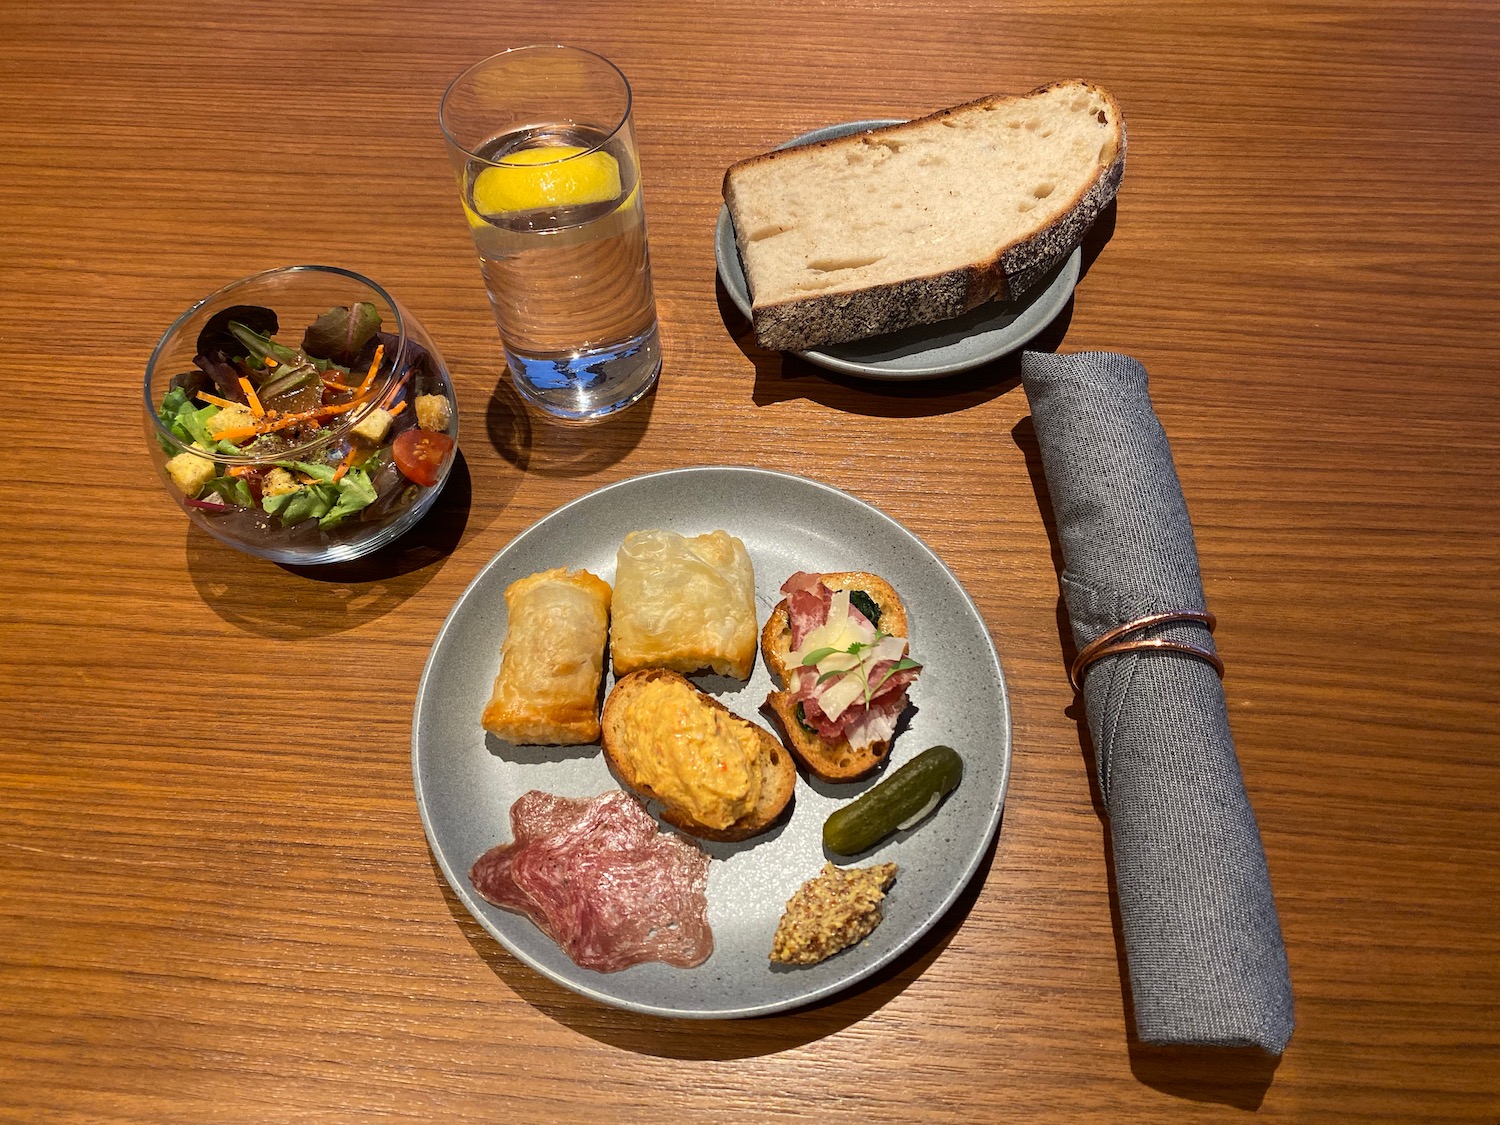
440 46 662 422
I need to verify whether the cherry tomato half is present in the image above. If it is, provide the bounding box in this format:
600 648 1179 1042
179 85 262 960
392 428 454 488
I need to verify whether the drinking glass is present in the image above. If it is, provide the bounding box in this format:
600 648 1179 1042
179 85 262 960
440 46 661 422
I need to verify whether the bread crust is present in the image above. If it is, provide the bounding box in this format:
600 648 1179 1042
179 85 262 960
723 81 1126 352
601 670 795 842
759 573 911 783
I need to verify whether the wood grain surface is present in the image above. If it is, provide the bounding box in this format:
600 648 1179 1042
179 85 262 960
3 0 1497 1121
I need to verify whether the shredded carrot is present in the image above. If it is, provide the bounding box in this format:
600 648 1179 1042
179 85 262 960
195 391 239 410
263 355 279 368
211 398 368 443
239 377 265 418
212 415 302 442
314 399 365 418
228 465 259 478
387 399 408 418
330 446 360 483
356 344 385 394
379 369 412 411
321 377 358 391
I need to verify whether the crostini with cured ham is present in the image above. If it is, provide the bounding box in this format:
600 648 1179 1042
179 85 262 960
760 571 922 782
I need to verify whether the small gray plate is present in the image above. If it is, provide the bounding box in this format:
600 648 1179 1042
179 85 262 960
412 467 1011 1018
716 119 1080 380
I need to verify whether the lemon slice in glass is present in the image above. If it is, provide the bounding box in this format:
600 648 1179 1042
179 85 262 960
471 145 622 219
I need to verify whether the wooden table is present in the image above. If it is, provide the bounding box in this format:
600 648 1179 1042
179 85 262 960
4 0 1497 1120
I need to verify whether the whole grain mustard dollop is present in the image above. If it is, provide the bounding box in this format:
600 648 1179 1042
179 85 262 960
770 862 899 965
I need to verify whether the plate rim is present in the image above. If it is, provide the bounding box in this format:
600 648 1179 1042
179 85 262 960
715 118 1081 380
412 465 1012 1018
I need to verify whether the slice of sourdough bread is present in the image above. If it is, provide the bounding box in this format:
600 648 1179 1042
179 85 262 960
722 80 1125 351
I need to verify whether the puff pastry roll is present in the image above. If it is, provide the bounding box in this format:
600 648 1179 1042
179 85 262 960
611 530 758 679
482 567 613 745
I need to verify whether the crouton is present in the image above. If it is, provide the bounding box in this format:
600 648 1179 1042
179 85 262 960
165 451 216 498
415 394 452 433
206 406 255 436
350 407 393 445
262 467 299 497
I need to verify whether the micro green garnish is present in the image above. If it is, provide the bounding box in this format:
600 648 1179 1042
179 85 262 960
869 657 922 697
800 646 841 666
801 635 917 705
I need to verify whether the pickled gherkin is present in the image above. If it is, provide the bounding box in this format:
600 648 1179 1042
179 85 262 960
822 745 964 855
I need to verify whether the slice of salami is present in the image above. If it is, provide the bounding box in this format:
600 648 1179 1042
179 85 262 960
469 838 534 916
470 791 600 921
469 790 713 973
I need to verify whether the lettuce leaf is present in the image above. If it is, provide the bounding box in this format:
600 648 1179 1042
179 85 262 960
258 361 320 399
263 482 338 525
261 462 379 528
229 321 301 368
279 459 337 483
158 387 220 450
200 476 254 508
181 404 220 448
196 304 278 359
191 349 248 401
320 468 377 527
156 387 190 452
302 302 381 366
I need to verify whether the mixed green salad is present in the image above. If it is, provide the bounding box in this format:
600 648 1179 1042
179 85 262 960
156 302 455 536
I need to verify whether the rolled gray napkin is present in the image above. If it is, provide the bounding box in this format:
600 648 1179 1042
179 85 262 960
1020 350 1294 1055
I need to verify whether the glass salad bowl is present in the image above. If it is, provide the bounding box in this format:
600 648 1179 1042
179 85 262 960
144 266 459 565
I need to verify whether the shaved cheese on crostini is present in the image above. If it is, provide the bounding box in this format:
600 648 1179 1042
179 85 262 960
811 634 910 722
793 589 865 661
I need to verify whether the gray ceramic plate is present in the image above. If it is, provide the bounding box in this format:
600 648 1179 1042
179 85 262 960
412 466 1011 1018
715 119 1080 380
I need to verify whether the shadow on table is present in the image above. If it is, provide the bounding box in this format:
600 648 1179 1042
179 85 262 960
185 450 472 637
1011 415 1283 1110
719 280 1053 417
433 813 1002 1059
484 369 654 478
718 201 1116 419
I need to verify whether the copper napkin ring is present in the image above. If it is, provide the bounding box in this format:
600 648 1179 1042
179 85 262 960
1069 610 1223 691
